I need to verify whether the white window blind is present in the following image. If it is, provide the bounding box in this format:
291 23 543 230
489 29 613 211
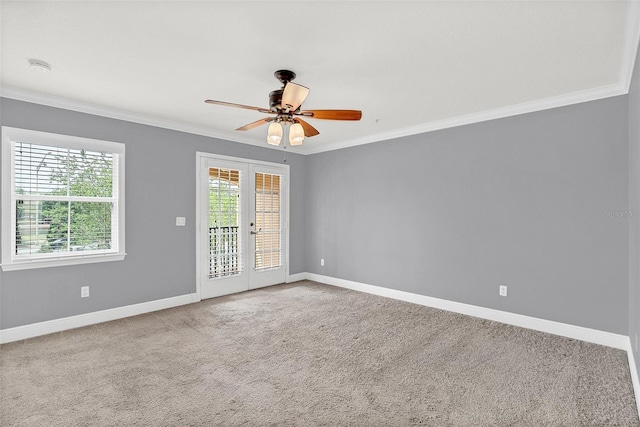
2 127 125 270
254 172 282 270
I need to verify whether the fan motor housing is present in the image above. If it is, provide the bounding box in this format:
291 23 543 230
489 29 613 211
269 89 283 111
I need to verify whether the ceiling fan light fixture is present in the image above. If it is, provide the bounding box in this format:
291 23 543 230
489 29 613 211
289 122 305 146
267 122 283 146
205 70 362 148
282 83 310 112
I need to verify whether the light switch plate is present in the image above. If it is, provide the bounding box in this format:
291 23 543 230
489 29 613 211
176 217 186 226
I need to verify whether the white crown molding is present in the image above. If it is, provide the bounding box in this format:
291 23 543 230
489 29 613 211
621 0 640 93
2 81 627 156
2 2 638 156
304 272 629 350
0 86 274 150
301 83 628 154
0 292 200 344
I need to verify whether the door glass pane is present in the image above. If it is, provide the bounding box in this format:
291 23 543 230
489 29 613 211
209 168 241 278
254 172 281 270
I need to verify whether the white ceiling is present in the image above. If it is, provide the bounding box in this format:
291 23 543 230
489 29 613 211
1 1 639 154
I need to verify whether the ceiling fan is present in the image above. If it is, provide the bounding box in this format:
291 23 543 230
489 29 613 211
205 70 362 146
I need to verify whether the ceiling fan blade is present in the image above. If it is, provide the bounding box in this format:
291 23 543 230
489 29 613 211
299 109 362 121
205 99 272 114
295 118 320 137
282 83 310 112
235 117 274 131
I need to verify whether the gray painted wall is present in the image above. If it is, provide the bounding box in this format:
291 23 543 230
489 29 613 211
305 96 629 334
0 91 632 337
629 41 640 375
0 98 306 329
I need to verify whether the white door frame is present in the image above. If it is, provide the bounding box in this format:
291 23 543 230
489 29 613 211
195 151 290 300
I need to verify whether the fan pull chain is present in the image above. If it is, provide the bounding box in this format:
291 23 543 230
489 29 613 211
283 145 287 163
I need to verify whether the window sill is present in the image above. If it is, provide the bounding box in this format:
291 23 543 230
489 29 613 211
1 253 126 271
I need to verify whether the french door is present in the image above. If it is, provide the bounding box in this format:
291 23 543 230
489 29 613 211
197 153 288 299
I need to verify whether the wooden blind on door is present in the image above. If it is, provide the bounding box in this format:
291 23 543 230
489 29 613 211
254 172 282 270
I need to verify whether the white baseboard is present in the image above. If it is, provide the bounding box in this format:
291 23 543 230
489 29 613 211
286 272 307 283
626 339 640 419
309 272 640 417
0 273 630 349
304 273 629 350
2 274 637 415
1 274 638 414
0 292 200 344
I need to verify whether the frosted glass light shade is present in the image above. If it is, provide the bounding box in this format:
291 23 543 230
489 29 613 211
267 122 283 146
289 123 305 146
282 83 310 112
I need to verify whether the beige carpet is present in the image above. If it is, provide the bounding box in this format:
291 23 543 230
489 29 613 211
1 280 638 426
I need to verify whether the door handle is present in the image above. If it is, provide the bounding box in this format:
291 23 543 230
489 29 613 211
250 228 262 235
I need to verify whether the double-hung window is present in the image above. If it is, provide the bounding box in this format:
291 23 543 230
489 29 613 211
1 127 125 270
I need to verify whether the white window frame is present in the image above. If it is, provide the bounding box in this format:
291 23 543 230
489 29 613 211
1 127 126 271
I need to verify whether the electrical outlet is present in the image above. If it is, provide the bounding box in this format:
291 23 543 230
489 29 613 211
499 285 508 297
176 217 186 226
320 258 325 266
81 286 90 298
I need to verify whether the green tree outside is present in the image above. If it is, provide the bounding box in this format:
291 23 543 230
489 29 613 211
209 179 239 227
40 149 113 252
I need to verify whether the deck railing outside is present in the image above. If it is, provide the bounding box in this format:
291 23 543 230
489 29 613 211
209 226 239 278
